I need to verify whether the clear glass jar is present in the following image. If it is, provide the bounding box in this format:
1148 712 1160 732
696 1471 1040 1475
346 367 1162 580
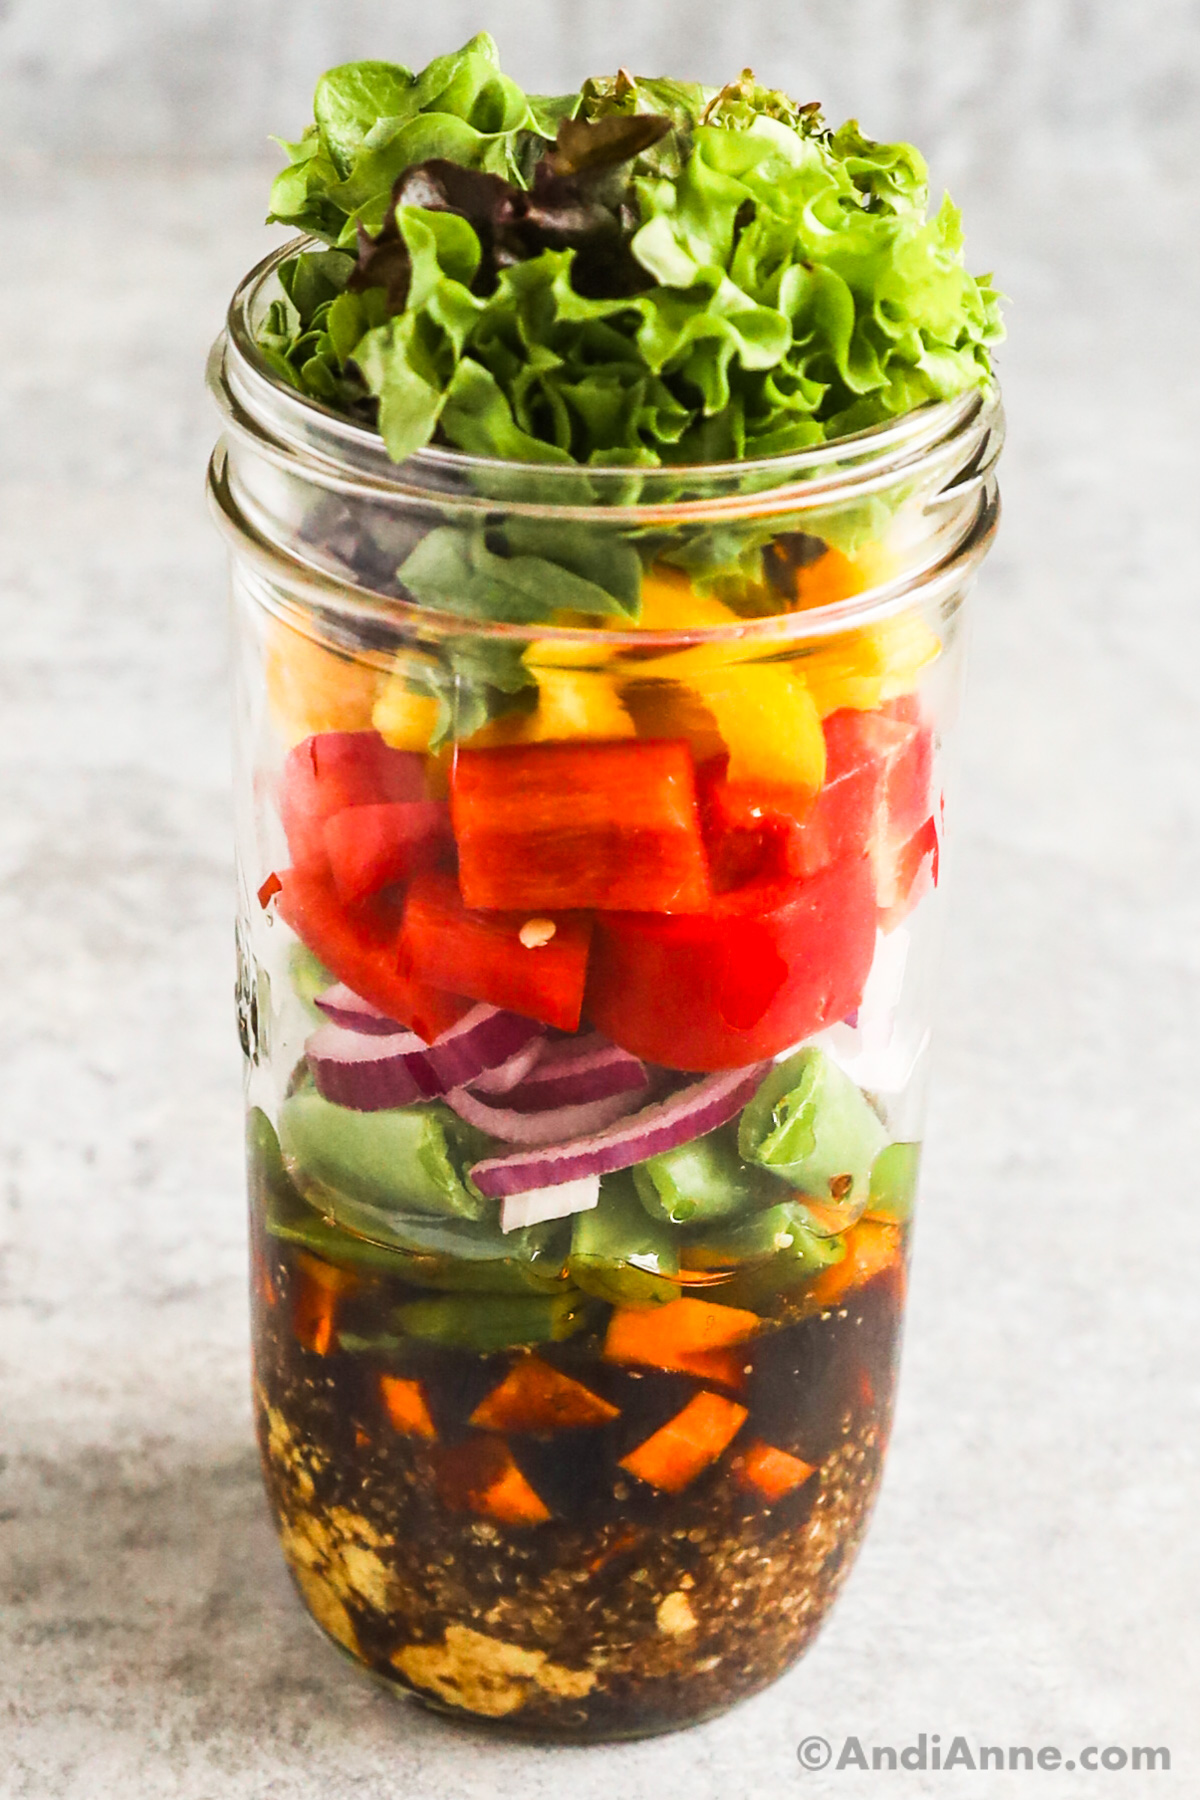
209 239 1002 1739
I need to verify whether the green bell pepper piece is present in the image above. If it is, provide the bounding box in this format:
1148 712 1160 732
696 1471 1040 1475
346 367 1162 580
868 1140 920 1223
393 1289 591 1351
570 1171 680 1309
632 1124 769 1226
738 1047 887 1205
280 1078 493 1221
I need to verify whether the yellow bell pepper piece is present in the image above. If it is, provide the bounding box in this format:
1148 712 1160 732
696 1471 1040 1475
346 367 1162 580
620 678 726 763
875 609 942 699
469 667 636 747
792 544 868 610
266 621 382 746
796 608 941 717
638 564 744 631
647 659 826 792
628 566 825 793
373 671 442 751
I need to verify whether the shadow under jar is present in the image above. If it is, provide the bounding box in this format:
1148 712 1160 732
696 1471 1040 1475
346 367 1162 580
209 239 1002 1740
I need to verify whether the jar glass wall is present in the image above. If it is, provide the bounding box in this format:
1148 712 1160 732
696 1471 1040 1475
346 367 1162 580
211 242 1001 1739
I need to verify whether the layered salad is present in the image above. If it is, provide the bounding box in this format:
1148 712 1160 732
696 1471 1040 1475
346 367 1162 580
239 35 1001 1734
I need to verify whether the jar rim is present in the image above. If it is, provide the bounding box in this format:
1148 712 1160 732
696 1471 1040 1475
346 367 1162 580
221 235 995 505
208 436 1000 652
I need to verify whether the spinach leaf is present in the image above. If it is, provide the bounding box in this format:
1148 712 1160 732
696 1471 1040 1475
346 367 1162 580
392 635 537 748
397 520 639 623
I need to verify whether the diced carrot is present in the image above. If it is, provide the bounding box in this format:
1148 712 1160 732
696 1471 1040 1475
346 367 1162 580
805 1220 903 1311
292 1252 357 1356
587 1526 641 1576
670 1347 749 1392
469 1358 620 1433
379 1375 438 1442
734 1439 816 1502
603 1297 760 1379
619 1391 748 1494
434 1436 551 1526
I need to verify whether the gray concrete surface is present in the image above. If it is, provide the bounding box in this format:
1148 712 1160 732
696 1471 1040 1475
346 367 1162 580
2 0 1199 180
2 63 1200 1800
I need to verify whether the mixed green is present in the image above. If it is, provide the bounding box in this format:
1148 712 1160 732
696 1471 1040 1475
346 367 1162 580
260 35 1003 464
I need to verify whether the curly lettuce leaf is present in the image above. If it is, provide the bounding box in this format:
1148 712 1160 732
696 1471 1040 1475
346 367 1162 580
268 35 553 242
262 48 1001 469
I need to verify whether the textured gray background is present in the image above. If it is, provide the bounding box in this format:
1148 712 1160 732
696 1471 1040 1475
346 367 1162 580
3 0 1200 172
2 4 1200 1797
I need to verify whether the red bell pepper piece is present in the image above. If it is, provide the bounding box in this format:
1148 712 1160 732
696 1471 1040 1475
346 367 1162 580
700 705 934 884
876 695 934 843
586 853 877 1071
877 812 940 932
322 800 453 907
450 740 711 913
280 731 429 873
274 866 469 1043
399 868 594 1033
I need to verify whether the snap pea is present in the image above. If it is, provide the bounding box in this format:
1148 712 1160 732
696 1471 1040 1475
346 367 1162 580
393 1289 591 1352
252 1106 439 1276
288 943 334 1018
569 1171 680 1309
632 1125 770 1227
690 1203 847 1308
280 1077 493 1221
867 1140 920 1223
738 1048 887 1205
304 1192 569 1292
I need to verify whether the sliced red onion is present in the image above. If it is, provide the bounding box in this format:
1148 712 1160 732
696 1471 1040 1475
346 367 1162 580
499 1174 601 1234
314 982 406 1036
469 1036 546 1096
306 1003 544 1111
445 1084 645 1147
306 1020 442 1110
469 1064 768 1199
423 1005 544 1092
500 1034 648 1113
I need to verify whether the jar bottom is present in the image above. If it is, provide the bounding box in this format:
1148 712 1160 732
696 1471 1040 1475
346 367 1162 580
281 1444 885 1742
257 1329 896 1738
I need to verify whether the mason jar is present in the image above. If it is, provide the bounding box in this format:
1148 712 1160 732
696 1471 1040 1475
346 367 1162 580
208 238 1002 1739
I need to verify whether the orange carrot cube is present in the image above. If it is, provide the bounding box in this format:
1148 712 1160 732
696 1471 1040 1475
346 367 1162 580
668 1347 750 1391
379 1375 438 1442
434 1436 551 1526
470 1358 619 1432
806 1220 902 1311
291 1252 357 1356
603 1297 760 1381
734 1439 816 1502
619 1391 748 1494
